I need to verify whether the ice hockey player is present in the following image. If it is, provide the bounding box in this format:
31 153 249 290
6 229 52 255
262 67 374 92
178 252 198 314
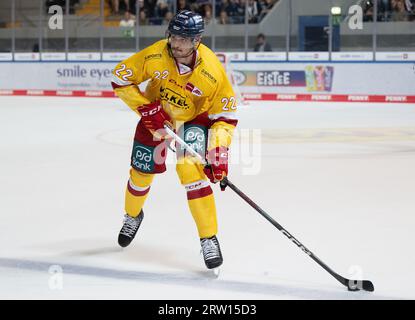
111 10 238 270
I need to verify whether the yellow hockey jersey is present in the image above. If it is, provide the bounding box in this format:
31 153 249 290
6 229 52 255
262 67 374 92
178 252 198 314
111 39 238 150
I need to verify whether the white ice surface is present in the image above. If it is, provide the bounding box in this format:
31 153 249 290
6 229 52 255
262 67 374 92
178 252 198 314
0 96 415 299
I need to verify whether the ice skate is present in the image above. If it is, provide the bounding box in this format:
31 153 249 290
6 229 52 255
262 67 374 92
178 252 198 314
200 235 223 276
118 210 144 248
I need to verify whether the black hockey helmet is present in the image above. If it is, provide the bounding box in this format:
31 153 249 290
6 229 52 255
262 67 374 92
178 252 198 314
167 10 204 38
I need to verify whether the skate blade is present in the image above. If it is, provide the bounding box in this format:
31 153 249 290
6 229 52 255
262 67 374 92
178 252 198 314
202 267 220 279
210 267 220 279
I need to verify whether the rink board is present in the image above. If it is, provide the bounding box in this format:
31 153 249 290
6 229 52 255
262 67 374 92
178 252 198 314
0 61 414 103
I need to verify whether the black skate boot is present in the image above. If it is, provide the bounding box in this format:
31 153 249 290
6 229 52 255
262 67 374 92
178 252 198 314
118 210 144 248
200 235 223 269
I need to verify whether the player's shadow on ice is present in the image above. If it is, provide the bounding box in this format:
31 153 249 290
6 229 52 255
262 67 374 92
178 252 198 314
64 247 123 256
36 238 202 272
0 257 390 300
25 237 206 272
64 246 199 271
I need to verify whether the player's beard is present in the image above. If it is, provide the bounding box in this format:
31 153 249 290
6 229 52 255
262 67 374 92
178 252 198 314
171 45 194 59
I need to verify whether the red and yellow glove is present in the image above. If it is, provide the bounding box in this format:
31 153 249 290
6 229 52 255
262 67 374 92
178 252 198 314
138 100 171 138
204 147 228 185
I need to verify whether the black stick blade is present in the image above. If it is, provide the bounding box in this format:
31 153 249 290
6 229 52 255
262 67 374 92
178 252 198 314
362 280 375 292
346 279 375 292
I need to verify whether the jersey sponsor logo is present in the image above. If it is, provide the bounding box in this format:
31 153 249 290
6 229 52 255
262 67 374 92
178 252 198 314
182 125 206 155
185 82 203 96
140 104 161 116
201 69 217 83
144 53 162 61
131 142 155 173
169 78 184 89
160 87 190 109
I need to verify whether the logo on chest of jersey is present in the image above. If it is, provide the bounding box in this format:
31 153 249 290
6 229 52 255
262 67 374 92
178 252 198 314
185 82 203 97
160 87 190 109
168 79 183 89
144 53 162 61
201 69 217 83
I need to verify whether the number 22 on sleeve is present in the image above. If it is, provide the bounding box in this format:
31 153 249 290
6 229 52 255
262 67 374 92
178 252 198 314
115 64 133 81
221 97 236 111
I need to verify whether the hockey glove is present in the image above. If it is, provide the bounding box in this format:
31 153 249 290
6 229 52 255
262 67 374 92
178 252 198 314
204 147 228 187
138 100 172 138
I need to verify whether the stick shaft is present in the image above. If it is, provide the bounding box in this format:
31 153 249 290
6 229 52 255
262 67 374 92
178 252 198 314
164 125 207 165
166 124 367 290
223 177 348 286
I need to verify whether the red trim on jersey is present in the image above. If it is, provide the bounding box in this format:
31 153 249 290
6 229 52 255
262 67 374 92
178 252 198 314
111 82 132 90
187 185 213 200
189 51 197 69
174 51 197 75
211 117 238 127
185 82 194 92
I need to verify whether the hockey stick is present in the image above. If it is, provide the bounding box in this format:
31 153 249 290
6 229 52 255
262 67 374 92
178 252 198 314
219 177 374 292
164 125 375 292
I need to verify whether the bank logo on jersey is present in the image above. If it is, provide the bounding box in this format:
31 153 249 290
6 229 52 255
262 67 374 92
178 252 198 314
131 143 155 173
182 125 206 156
185 82 203 97
160 87 190 109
